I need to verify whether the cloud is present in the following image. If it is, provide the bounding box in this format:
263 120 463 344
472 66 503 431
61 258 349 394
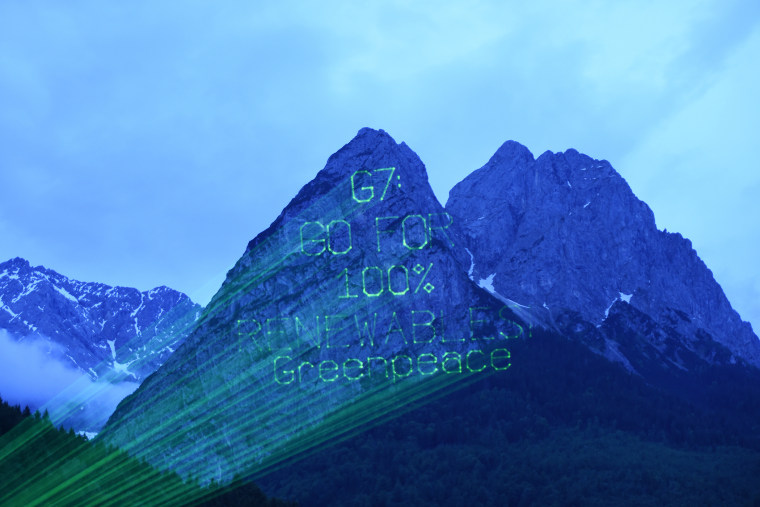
0 330 81 408
0 330 138 432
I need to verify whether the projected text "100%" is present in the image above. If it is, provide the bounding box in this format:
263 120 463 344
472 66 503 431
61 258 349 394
338 262 435 298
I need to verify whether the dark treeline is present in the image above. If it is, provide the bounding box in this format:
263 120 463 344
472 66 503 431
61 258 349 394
258 329 760 506
0 396 294 506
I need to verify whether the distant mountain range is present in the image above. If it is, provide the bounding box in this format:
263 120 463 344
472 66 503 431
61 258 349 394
0 257 200 431
96 127 760 492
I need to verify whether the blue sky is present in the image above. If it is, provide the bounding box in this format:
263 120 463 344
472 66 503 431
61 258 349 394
1 1 758 333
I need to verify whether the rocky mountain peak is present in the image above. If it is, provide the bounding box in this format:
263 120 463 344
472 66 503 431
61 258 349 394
489 140 535 167
245 128 438 255
5 256 30 269
446 141 759 367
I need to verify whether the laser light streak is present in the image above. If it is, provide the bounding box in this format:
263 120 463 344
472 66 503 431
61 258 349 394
273 348 511 385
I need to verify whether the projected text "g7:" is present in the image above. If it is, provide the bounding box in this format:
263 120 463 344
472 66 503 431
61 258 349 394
351 167 399 203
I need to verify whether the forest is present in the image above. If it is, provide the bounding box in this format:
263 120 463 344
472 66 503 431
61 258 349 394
0 397 293 506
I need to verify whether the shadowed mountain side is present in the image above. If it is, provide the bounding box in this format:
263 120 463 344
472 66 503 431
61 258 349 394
257 327 760 506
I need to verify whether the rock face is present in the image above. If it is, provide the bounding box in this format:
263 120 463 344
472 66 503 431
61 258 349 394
446 141 760 368
0 257 200 382
100 128 523 484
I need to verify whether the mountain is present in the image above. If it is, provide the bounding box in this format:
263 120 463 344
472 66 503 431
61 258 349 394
99 128 760 495
100 128 523 484
445 141 760 377
0 257 200 430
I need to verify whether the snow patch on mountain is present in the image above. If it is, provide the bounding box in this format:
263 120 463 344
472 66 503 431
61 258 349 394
465 248 475 280
604 299 616 319
107 340 116 360
478 273 496 292
54 285 79 303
